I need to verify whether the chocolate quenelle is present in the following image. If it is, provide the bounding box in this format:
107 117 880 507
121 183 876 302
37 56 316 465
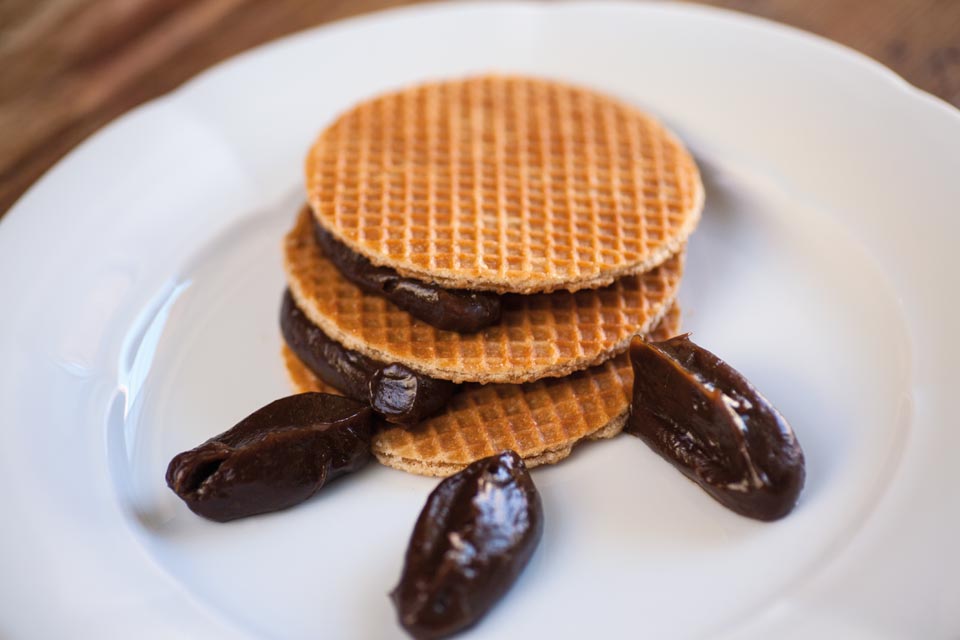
281 290 457 424
312 217 501 333
392 450 544 640
627 335 805 521
166 393 372 522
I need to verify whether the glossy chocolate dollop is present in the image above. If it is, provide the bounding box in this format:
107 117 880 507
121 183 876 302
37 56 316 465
166 393 372 522
391 450 543 640
313 218 501 333
369 364 458 425
280 290 457 424
627 334 805 521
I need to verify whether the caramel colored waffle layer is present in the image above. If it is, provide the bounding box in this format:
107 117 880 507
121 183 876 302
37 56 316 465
283 304 681 476
306 75 703 294
284 208 683 384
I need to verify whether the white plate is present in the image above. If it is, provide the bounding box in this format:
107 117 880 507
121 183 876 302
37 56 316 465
1 2 958 638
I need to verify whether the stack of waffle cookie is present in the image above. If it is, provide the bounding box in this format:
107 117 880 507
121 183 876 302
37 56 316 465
281 75 703 476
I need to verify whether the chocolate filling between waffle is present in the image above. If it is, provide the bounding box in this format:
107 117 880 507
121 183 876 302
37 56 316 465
312 218 501 333
281 289 457 424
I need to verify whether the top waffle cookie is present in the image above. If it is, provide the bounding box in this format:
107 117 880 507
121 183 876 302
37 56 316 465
306 75 703 294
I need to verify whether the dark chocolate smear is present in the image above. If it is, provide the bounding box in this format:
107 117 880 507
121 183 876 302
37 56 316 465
391 451 543 639
312 218 501 333
627 334 805 521
166 393 372 522
280 289 457 424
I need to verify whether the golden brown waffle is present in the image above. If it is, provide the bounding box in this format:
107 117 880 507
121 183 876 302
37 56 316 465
282 304 681 476
285 208 683 384
306 75 703 294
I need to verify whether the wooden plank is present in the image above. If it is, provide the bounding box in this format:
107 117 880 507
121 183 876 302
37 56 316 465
1 0 957 216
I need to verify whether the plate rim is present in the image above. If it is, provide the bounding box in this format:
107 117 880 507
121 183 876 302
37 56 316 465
1 2 958 638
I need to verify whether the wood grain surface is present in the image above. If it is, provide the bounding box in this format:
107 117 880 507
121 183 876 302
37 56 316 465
2 0 958 217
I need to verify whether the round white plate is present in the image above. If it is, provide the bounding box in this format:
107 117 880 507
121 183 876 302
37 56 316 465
1 2 958 638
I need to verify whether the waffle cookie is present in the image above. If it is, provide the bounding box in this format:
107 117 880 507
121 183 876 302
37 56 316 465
285 207 684 384
283 304 681 476
306 75 703 294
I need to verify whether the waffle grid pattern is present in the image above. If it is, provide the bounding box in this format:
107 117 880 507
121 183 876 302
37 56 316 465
306 75 703 293
284 208 683 383
282 304 681 476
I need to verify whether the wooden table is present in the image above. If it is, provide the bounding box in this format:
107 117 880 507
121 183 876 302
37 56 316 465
2 0 958 217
